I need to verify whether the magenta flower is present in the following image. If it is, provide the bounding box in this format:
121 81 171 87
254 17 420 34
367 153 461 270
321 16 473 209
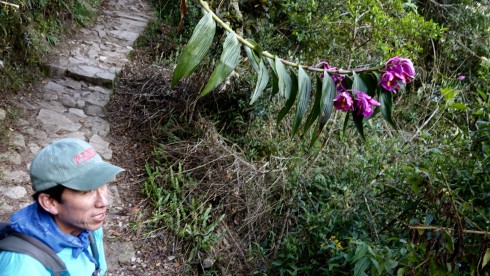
317 61 347 93
380 72 401 92
354 92 380 118
333 92 354 112
379 56 415 93
458 75 465 81
385 56 415 82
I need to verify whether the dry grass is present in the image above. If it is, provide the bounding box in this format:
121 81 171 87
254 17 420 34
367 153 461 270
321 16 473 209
107 29 290 273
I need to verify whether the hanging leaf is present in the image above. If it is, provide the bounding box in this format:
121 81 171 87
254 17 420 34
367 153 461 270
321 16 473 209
482 248 490 268
303 75 323 136
270 68 279 97
172 12 216 86
201 31 241 96
319 72 337 127
266 57 279 97
360 73 378 97
249 58 270 104
244 39 261 72
275 56 292 99
277 71 298 124
380 90 398 130
292 67 312 135
352 71 368 93
342 111 350 138
310 72 336 146
353 110 366 141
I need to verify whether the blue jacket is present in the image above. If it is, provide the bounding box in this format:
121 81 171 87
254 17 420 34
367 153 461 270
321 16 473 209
0 203 107 276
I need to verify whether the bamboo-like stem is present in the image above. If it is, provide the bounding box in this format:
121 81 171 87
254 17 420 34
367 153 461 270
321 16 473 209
409 225 490 235
198 0 383 75
0 1 19 9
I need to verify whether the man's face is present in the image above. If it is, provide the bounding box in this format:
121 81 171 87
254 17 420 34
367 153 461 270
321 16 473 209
53 185 109 236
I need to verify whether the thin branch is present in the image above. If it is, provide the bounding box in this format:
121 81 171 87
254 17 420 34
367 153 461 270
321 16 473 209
409 225 490 235
0 1 19 8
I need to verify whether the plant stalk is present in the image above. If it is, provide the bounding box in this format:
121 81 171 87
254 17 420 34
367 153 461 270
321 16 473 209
198 0 383 75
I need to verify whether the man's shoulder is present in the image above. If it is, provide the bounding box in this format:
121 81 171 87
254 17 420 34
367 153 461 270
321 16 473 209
0 250 51 275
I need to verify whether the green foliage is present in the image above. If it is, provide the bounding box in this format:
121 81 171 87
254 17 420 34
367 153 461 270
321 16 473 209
143 161 224 268
0 0 99 93
272 0 443 66
147 0 490 274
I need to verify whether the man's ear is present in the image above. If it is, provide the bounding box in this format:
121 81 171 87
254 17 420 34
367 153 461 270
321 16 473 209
37 193 60 215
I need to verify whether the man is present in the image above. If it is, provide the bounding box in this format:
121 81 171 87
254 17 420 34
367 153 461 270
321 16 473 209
0 138 124 275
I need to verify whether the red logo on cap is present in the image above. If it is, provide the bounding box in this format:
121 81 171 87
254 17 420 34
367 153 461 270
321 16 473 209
74 147 97 165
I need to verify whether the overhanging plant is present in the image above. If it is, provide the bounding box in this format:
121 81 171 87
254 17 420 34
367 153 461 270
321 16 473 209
172 0 415 143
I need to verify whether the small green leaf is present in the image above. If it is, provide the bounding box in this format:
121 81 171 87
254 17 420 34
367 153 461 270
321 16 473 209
482 248 490 268
353 243 368 262
449 102 467 110
370 257 382 275
380 90 398 130
352 71 368 93
172 12 216 86
442 230 454 254
275 56 292 99
201 31 241 96
353 110 366 141
292 67 312 135
277 71 298 124
354 256 370 276
384 260 398 271
441 87 456 103
250 58 270 104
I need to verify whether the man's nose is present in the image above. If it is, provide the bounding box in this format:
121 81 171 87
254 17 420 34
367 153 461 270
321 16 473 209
95 187 109 208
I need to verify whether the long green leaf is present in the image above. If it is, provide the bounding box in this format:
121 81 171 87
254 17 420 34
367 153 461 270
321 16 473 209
360 73 378 97
380 90 398 130
483 248 490 268
277 71 298 124
342 111 350 138
352 71 367 93
250 58 270 104
292 67 312 135
266 57 279 97
354 257 370 276
303 75 323 136
353 110 366 141
244 40 261 72
310 71 336 146
320 72 337 125
201 31 241 96
172 12 216 86
275 56 292 99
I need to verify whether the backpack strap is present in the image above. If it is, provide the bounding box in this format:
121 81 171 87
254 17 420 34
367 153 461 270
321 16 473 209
0 231 67 276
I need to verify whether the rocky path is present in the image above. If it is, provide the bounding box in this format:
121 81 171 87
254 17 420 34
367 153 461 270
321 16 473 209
0 0 158 274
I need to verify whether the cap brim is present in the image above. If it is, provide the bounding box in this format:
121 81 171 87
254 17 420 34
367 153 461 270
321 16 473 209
61 161 125 191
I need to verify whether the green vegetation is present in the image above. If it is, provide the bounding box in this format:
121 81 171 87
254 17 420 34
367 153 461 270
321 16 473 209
136 0 490 274
0 0 99 93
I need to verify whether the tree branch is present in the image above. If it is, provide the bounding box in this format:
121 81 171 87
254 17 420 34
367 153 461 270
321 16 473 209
0 1 19 9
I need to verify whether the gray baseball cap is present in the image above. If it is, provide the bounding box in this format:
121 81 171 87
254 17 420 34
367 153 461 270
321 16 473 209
30 138 124 192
